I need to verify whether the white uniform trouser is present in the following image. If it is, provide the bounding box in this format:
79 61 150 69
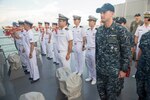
19 46 31 72
41 38 46 55
85 48 96 80
17 44 27 67
45 39 53 58
17 43 30 72
53 43 59 63
136 43 140 60
58 51 70 68
74 42 83 74
22 46 31 73
25 47 40 80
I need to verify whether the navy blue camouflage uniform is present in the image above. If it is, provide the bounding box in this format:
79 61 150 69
96 22 131 100
135 31 150 100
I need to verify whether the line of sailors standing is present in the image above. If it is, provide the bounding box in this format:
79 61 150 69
12 11 150 88
13 21 40 83
12 14 98 85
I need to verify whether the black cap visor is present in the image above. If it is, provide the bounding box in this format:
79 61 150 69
96 8 108 13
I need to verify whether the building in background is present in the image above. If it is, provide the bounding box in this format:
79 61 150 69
114 0 150 27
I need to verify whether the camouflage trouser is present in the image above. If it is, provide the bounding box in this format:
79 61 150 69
136 70 150 100
96 74 120 100
116 78 124 96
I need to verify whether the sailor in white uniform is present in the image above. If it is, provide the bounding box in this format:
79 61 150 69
44 22 53 60
14 21 30 74
72 15 86 76
38 22 46 56
12 22 19 51
24 20 40 83
57 14 73 68
85 15 97 85
134 11 150 62
52 23 59 64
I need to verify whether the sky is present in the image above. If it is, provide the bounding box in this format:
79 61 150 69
0 0 125 26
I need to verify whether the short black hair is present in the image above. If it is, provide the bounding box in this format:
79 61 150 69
134 13 141 17
115 17 127 24
44 22 50 25
52 23 57 26
38 22 42 24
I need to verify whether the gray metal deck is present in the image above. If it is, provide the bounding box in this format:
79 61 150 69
0 53 138 100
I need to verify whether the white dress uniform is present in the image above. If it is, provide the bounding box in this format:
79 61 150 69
21 31 31 72
44 29 53 59
57 26 73 68
52 30 59 63
72 26 86 74
24 29 40 81
135 24 150 59
15 31 28 68
85 27 97 81
39 29 46 55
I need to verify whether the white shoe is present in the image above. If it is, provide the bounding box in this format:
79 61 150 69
91 80 96 85
85 78 92 82
77 73 82 76
132 75 135 78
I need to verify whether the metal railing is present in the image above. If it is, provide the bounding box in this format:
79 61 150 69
0 34 40 57
0 36 11 39
0 36 17 56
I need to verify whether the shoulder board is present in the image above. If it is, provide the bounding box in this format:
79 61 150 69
73 26 76 28
65 28 69 30
95 28 98 30
87 28 90 30
80 26 83 28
